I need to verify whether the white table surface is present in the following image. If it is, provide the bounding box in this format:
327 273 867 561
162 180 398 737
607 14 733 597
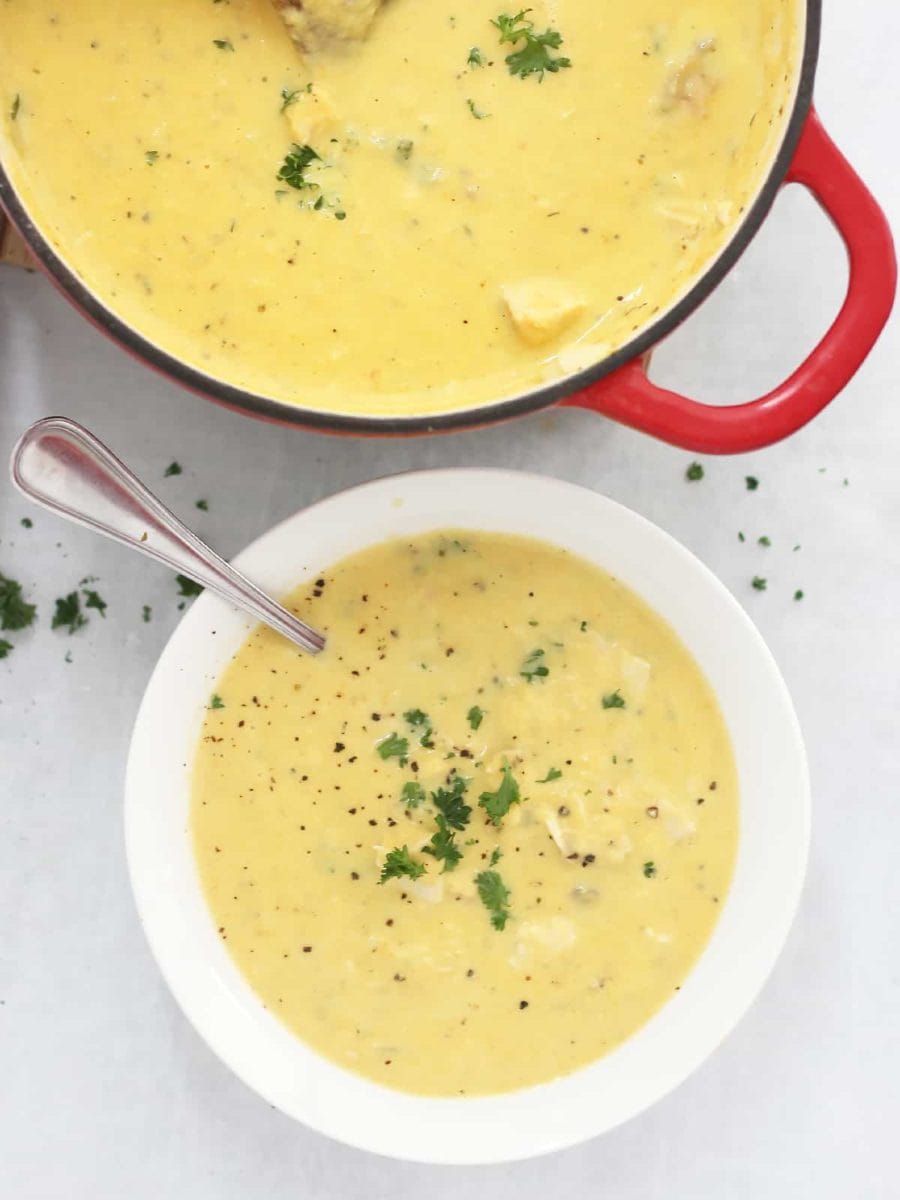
2 7 899 1197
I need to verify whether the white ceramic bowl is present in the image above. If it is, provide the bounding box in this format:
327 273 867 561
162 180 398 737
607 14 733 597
125 470 809 1165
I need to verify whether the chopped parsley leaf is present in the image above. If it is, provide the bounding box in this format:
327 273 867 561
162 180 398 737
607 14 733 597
794 589 805 601
602 690 626 709
432 776 471 830
466 705 485 730
82 589 107 618
145 150 159 166
196 499 209 511
20 517 33 529
51 592 86 634
475 868 511 929
520 647 548 682
213 38 234 51
491 10 571 80
280 86 302 111
10 94 20 121
379 846 426 884
403 708 428 727
401 781 426 808
209 693 225 709
423 816 463 873
758 535 771 546
419 726 435 749
466 98 490 119
277 143 320 191
376 732 409 764
643 861 657 878
489 847 503 866
738 531 746 543
536 767 562 783
0 573 37 631
164 461 182 477
751 576 767 591
686 461 704 481
467 46 484 67
175 574 204 598
0 638 12 659
479 764 521 826
142 605 152 623
396 138 414 161
745 475 759 491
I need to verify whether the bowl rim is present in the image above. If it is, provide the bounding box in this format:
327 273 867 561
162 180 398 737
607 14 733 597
124 468 810 1164
0 4 820 433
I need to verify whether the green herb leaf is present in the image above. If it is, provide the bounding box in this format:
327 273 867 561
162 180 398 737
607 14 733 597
10 94 20 121
280 86 302 111
82 589 107 618
536 767 562 783
209 693 225 709
479 764 521 826
0 638 13 659
164 461 182 476
403 708 428 727
175 574 204 598
794 589 804 601
752 576 767 591
379 846 426 884
213 38 234 51
277 143 320 191
145 150 159 166
432 776 472 830
142 605 152 623
686 461 704 481
475 868 511 929
466 705 485 730
738 531 746 543
466 98 490 119
396 138 414 161
745 475 759 491
196 499 209 511
643 861 657 878
423 816 463 873
489 847 502 866
51 592 86 635
376 732 409 764
419 727 435 749
20 517 33 529
520 647 548 683
602 690 626 709
491 10 571 80
0 573 37 632
467 47 484 67
401 781 426 808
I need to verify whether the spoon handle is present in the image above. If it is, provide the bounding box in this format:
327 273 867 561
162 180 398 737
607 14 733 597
9 417 325 655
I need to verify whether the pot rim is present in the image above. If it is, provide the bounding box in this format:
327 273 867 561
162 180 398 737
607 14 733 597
0 3 821 435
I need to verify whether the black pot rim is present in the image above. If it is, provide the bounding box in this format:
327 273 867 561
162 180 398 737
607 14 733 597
0 4 821 436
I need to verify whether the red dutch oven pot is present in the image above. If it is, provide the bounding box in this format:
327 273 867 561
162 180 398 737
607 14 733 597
0 3 895 452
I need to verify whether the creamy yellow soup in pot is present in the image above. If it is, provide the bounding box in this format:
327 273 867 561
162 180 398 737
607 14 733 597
0 1 798 418
192 532 738 1096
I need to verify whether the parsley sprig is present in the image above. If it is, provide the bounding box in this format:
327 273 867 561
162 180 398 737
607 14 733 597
479 764 521 826
475 869 512 929
491 10 571 80
379 846 425 884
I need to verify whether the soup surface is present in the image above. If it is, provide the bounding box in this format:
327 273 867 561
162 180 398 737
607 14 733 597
192 531 738 1095
1 1 798 417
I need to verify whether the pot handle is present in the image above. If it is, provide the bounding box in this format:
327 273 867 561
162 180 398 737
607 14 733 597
562 108 897 453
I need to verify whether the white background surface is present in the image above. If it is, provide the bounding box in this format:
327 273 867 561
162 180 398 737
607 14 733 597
1 5 898 1196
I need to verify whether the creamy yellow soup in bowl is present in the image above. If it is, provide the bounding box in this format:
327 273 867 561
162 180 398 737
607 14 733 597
125 471 809 1163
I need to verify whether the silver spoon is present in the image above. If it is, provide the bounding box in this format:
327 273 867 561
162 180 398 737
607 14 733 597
9 416 326 655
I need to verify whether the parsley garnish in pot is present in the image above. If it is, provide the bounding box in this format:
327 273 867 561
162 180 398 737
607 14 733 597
479 764 521 826
475 868 512 929
492 10 571 80
51 592 86 634
467 705 485 730
520 647 548 682
379 846 426 884
686 461 704 481
376 731 409 764
277 144 320 191
602 690 626 709
432 776 472 830
423 816 463 872
401 781 426 808
0 573 37 631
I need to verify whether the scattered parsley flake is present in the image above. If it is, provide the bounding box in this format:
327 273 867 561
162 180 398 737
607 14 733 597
466 98 490 119
142 605 152 623
401 781 426 808
376 732 409 764
277 143 320 190
0 573 37 632
419 727 435 749
423 816 463 873
10 94 20 121
403 708 428 727
213 38 234 51
51 592 86 634
602 690 626 709
396 138 414 161
466 705 484 731
209 693 225 710
475 869 511 929
758 535 771 546
579 619 588 632
643 861 657 878
489 847 502 866
745 475 759 491
479 764 521 826
145 150 159 166
686 461 704 482
751 576 768 592
164 461 182 477
280 86 301 111
432 776 471 830
20 517 33 529
520 647 548 682
195 499 209 511
536 767 562 783
468 47 484 67
738 531 745 543
379 846 426 884
492 10 571 80
0 639 12 659
82 589 107 618
175 574 204 598
794 589 805 601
